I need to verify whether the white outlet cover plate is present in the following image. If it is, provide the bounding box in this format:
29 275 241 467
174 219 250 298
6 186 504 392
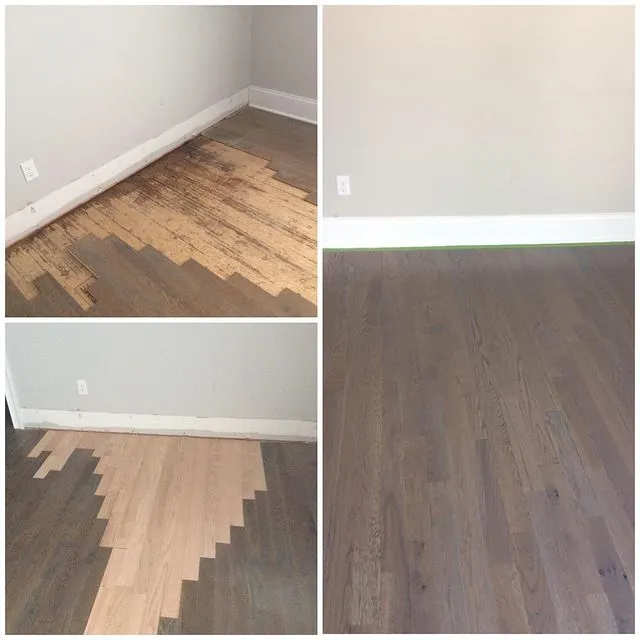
20 159 39 183
77 379 88 396
337 175 351 196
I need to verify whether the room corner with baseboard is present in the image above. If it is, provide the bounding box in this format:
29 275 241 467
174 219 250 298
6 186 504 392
6 4 318 319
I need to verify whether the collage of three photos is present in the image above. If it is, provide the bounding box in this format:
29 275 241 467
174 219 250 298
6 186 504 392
4 3 635 636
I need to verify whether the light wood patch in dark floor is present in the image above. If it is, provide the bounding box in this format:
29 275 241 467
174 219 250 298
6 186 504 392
323 245 634 633
203 107 317 204
6 429 317 634
159 442 317 634
6 124 316 318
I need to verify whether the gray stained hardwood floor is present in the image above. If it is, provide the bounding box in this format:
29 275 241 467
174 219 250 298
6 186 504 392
323 244 634 633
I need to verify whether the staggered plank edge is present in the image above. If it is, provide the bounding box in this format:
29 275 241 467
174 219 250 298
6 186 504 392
11 430 266 634
7 429 317 634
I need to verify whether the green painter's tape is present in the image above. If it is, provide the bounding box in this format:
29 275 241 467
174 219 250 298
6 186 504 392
323 242 634 252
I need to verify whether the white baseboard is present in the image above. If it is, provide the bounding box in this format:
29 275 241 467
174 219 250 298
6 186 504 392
324 213 635 249
18 408 317 442
6 87 249 247
249 85 317 124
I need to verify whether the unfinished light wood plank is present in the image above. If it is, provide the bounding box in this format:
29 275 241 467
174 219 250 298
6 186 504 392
95 463 115 497
182 440 208 580
32 431 67 478
203 440 222 558
46 431 84 472
159 439 193 619
27 430 59 458
84 586 146 635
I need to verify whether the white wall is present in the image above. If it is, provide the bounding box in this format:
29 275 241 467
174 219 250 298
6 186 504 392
324 6 634 218
6 324 317 424
5 6 252 216
251 6 317 99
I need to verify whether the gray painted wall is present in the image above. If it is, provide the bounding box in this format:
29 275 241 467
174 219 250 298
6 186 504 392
324 6 634 217
6 324 317 422
251 6 317 99
6 6 252 216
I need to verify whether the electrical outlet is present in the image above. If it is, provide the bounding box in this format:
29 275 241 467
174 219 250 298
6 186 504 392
77 379 88 396
20 158 39 183
336 175 351 196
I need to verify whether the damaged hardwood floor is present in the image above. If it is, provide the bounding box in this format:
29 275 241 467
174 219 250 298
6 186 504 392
6 110 317 317
202 107 317 204
323 245 634 633
6 429 317 635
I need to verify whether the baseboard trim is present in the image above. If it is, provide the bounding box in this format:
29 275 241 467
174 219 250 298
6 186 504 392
249 85 317 124
5 87 249 247
324 213 635 249
18 408 317 442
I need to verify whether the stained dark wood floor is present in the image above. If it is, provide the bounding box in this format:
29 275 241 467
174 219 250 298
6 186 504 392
323 245 634 633
160 442 317 634
6 112 317 318
6 428 111 634
203 107 317 204
6 429 317 634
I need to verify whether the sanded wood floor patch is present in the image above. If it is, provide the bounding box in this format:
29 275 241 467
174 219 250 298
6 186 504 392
27 430 267 635
6 135 316 317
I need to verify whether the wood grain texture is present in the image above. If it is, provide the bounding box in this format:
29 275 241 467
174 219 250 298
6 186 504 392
18 430 270 634
160 441 317 634
202 107 317 204
6 119 317 317
6 429 112 635
323 245 634 633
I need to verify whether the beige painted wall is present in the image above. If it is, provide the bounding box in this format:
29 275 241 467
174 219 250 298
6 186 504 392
6 324 317 422
251 6 317 99
6 6 252 216
324 6 634 217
